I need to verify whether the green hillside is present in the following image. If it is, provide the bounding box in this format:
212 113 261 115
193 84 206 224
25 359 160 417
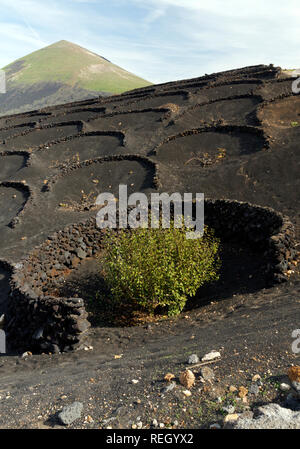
3 40 152 94
0 40 153 116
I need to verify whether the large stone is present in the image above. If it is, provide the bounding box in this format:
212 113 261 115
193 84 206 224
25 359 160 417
233 403 300 429
179 370 195 389
58 402 83 425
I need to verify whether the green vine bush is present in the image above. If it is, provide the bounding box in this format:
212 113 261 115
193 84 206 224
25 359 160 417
99 218 221 316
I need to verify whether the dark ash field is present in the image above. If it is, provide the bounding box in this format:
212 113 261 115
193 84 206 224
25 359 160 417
0 64 299 429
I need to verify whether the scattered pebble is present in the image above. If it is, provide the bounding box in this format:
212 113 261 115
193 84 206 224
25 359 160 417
238 386 248 398
224 413 239 423
182 389 192 397
288 366 300 381
161 381 176 395
200 366 215 381
164 373 175 382
201 351 221 362
152 419 158 427
222 405 235 414
187 354 199 364
84 415 94 424
280 383 291 392
249 384 260 395
252 374 261 382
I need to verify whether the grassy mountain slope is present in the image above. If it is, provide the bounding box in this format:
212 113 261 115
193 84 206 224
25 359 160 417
0 40 152 116
3 40 152 94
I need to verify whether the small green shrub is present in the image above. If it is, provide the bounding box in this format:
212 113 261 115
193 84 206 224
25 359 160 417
99 220 220 316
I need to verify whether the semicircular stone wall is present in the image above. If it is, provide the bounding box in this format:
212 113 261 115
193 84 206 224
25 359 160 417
5 199 297 353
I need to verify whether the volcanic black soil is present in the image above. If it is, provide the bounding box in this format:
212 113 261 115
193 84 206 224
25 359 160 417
0 64 299 429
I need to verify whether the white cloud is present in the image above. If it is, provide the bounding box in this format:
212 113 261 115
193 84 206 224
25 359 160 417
138 0 300 18
0 23 46 66
0 0 299 82
143 6 166 26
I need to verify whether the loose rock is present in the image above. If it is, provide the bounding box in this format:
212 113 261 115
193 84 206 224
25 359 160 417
252 374 261 382
164 373 175 382
280 383 291 392
249 384 260 395
58 402 83 425
161 381 176 395
288 366 300 383
201 351 221 362
182 389 192 397
224 413 239 423
238 386 248 398
187 354 199 364
291 381 300 395
200 366 215 381
232 403 300 429
222 405 235 414
179 370 195 389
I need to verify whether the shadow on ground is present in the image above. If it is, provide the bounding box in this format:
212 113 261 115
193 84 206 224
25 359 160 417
57 239 270 327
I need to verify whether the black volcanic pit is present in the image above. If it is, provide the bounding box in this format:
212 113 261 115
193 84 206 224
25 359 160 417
5 199 296 354
155 128 266 167
0 153 28 181
0 183 30 228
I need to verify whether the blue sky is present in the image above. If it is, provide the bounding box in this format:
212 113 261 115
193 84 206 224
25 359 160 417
0 0 299 84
